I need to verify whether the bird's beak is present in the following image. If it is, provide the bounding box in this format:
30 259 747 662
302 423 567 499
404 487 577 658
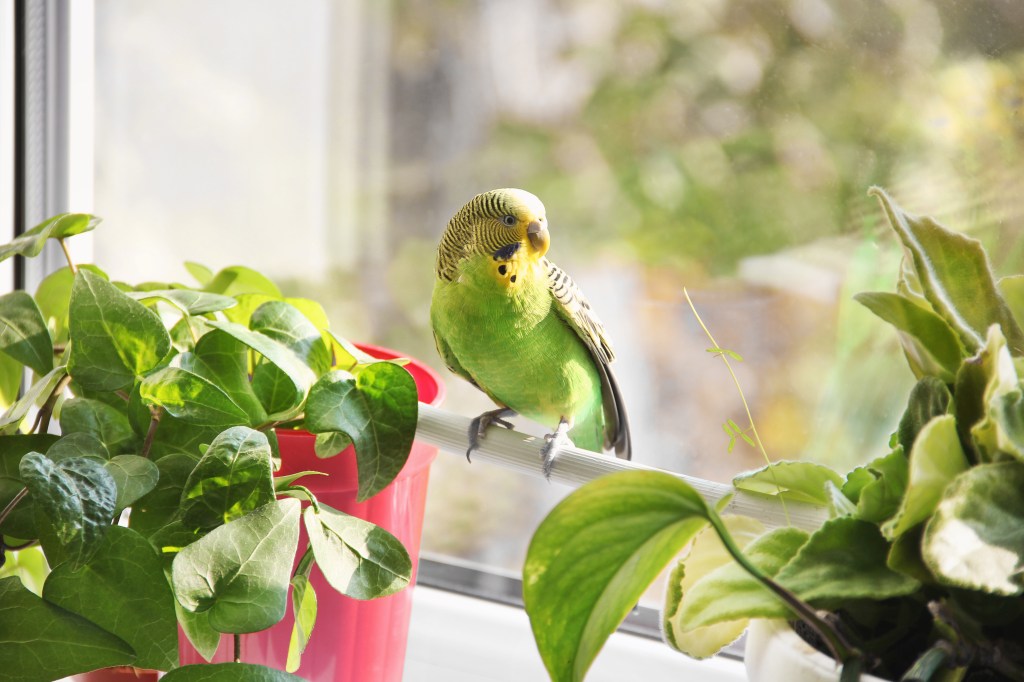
527 220 550 256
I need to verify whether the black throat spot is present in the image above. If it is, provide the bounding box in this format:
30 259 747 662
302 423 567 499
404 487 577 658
492 242 521 261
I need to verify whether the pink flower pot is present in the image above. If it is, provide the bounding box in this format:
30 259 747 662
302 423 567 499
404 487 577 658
179 343 445 681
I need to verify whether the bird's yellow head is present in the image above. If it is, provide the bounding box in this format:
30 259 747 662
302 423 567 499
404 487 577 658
436 188 551 281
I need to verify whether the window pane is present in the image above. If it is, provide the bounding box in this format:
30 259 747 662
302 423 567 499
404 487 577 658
93 0 1024 578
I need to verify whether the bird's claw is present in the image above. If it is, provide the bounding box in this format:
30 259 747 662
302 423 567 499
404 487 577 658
466 408 516 461
540 418 571 480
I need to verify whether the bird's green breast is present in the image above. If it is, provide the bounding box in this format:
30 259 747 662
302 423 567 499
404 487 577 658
431 253 605 451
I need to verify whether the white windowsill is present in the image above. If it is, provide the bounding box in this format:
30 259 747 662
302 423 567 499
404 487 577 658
404 586 747 682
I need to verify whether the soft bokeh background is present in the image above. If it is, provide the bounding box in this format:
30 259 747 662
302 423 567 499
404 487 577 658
91 0 1024 572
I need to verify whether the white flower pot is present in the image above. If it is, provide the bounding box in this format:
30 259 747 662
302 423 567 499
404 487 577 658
744 619 889 682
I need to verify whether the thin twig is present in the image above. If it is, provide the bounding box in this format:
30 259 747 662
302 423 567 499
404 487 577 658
141 407 164 459
34 373 72 435
57 239 77 274
0 488 29 530
234 633 242 664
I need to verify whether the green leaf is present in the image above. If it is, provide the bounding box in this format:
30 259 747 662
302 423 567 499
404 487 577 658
176 601 221 663
180 426 275 532
204 265 282 298
222 293 276 327
882 415 969 540
20 453 117 569
128 453 197 540
303 503 411 600
172 498 300 633
854 292 964 381
313 431 352 458
59 396 137 455
870 188 1024 356
842 448 908 523
180 330 268 425
733 460 841 506
0 213 100 263
0 434 59 537
46 432 110 462
43 525 178 670
128 289 237 315
968 326 1024 462
663 515 766 658
896 376 952 454
523 471 713 682
274 470 326 490
286 573 317 673
922 461 1024 595
34 264 108 346
0 365 66 434
0 352 23 409
141 367 251 428
104 455 160 510
0 291 53 375
162 663 308 682
68 270 171 392
250 301 331 376
305 364 418 502
184 262 214 287
0 576 134 680
326 331 376 369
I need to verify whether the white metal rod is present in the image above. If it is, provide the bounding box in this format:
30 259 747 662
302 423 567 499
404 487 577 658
416 403 828 532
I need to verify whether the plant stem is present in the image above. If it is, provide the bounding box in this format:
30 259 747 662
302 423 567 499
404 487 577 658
141 407 164 459
0 487 29 530
57 239 77 274
233 633 241 664
33 373 72 435
901 643 951 681
683 288 790 525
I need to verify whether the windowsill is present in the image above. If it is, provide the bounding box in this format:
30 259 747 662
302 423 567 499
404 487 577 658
404 585 747 681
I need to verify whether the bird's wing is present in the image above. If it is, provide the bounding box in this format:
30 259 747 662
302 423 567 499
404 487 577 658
544 258 632 460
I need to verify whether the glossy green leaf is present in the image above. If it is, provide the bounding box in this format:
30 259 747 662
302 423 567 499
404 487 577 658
0 365 66 434
882 415 969 540
896 376 952 454
313 431 352 458
870 188 1024 356
175 601 221 663
184 262 214 287
0 291 53 375
286 573 317 673
523 471 712 682
922 461 1024 595
0 576 134 680
303 503 411 600
0 213 100 263
20 453 117 569
180 426 275 532
46 432 110 462
140 367 250 428
0 434 58 538
128 453 197 540
44 525 178 670
732 460 841 506
181 330 268 425
68 270 171 392
162 663 308 682
34 264 108 346
105 455 160 510
204 265 282 298
855 291 964 381
172 498 300 633
250 301 331 376
274 470 326 490
128 289 237 316
326 330 376 369
59 396 137 455
304 364 418 501
663 515 766 658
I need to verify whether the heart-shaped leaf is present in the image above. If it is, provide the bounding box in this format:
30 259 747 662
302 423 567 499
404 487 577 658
0 291 53 376
304 364 417 501
250 301 331 376
0 213 100 263
303 503 411 600
140 367 250 428
128 453 197 540
286 573 317 673
68 270 171 392
128 289 237 315
46 432 110 462
44 525 178 670
59 397 137 455
172 498 300 633
181 330 268 425
180 426 275 532
34 264 108 346
203 265 282 298
105 455 160 510
0 434 59 538
0 576 134 680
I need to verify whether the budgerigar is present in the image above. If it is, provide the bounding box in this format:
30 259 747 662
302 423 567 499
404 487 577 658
430 188 631 476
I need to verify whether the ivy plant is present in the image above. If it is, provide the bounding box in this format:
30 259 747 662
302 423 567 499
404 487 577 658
0 215 420 681
523 189 1024 681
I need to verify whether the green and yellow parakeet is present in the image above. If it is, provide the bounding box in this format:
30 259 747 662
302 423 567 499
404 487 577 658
430 188 631 475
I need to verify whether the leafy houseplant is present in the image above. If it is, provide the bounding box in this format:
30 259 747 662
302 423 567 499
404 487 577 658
0 214 432 681
522 189 1024 681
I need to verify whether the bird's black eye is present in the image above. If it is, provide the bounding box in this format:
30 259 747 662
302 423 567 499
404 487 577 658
502 214 516 227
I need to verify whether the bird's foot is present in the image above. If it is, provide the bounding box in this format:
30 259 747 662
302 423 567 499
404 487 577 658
540 418 571 480
466 408 516 461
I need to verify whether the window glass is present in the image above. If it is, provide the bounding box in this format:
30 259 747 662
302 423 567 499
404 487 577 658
92 0 1024 577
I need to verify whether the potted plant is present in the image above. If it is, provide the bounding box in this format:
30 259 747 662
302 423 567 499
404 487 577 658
0 214 443 681
521 189 1024 681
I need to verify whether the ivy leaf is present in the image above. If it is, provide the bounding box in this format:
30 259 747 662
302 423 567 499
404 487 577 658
286 573 317 673
34 264 108 346
104 455 160 510
180 330 268 425
43 525 178 670
922 461 1024 595
0 291 54 376
127 289 237 316
303 503 411 600
523 471 713 682
732 460 841 506
128 453 197 540
172 498 300 633
313 431 352 459
140 367 251 428
870 188 1024 356
0 365 67 435
180 426 275 532
0 576 134 680
68 270 171 392
59 397 137 455
203 266 282 298
46 432 110 462
162 663 308 682
304 364 418 502
0 434 59 538
250 301 331 376
184 262 214 287
19 453 117 569
0 213 100 263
